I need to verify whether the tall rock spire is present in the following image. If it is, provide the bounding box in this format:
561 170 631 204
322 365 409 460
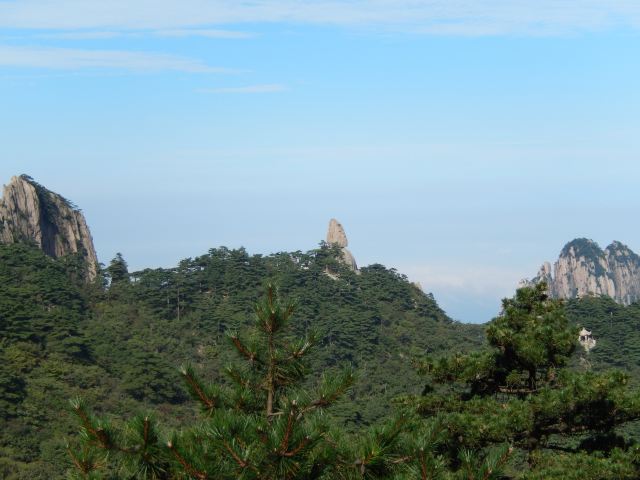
326 218 349 247
326 218 358 272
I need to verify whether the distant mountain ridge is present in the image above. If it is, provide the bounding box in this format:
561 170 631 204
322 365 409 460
522 238 640 305
0 174 98 280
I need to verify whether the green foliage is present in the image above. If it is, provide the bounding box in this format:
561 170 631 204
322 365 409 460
0 244 117 477
566 296 640 377
6 239 640 479
408 283 640 478
115 243 482 425
106 253 129 286
68 284 356 479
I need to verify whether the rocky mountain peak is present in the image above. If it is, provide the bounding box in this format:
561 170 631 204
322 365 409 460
606 241 640 260
0 174 99 280
325 218 357 272
562 237 601 253
523 238 640 305
326 218 349 247
607 240 628 251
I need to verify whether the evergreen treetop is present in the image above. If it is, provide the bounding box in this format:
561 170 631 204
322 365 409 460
408 283 640 478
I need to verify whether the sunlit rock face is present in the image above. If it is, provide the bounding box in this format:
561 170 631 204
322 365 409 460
326 218 358 272
522 238 640 305
327 218 349 248
0 174 99 280
605 241 640 305
553 239 616 300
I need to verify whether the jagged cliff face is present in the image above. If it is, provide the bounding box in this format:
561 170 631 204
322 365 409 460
606 241 640 305
523 238 640 305
326 218 358 272
552 240 616 300
0 175 99 280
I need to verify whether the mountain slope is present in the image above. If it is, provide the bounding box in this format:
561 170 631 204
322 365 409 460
566 295 640 379
0 241 485 478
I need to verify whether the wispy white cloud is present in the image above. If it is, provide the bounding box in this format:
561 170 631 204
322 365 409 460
395 261 525 322
398 262 523 297
0 45 235 72
154 29 254 39
198 84 287 94
33 29 253 41
0 1 639 35
36 31 125 40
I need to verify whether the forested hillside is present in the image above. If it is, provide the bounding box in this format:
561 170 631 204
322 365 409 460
0 242 483 478
5 238 640 479
0 243 122 478
66 282 640 479
566 296 640 379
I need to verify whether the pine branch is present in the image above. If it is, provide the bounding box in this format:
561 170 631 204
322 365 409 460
481 445 513 480
351 416 408 476
180 364 218 413
283 436 311 457
299 367 355 418
418 449 429 480
228 333 261 365
143 417 149 444
288 339 313 360
226 365 253 389
66 444 105 475
167 440 208 480
222 440 259 474
70 397 116 451
279 406 297 454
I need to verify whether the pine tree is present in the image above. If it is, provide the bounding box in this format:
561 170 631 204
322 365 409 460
67 283 355 479
107 252 129 286
407 283 640 478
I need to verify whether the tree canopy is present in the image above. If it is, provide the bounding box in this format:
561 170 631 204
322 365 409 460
408 283 640 478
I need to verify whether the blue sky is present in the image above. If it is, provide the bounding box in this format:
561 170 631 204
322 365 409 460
1 1 639 322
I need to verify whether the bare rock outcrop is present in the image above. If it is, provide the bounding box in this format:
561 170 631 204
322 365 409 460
605 241 640 305
0 175 98 280
326 218 349 248
522 238 640 305
326 218 358 272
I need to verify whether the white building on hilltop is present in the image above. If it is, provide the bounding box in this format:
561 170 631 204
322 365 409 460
578 328 596 352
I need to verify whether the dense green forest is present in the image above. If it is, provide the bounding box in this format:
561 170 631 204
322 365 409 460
3 241 640 478
64 280 640 479
566 296 640 379
0 242 482 478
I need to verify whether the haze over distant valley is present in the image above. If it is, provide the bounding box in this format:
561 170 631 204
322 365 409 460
1 171 639 324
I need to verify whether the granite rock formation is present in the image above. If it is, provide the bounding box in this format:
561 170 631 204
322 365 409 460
326 218 358 272
521 238 640 305
0 175 99 280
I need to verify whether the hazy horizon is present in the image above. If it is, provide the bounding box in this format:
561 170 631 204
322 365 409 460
2 1 639 322
2 170 638 324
